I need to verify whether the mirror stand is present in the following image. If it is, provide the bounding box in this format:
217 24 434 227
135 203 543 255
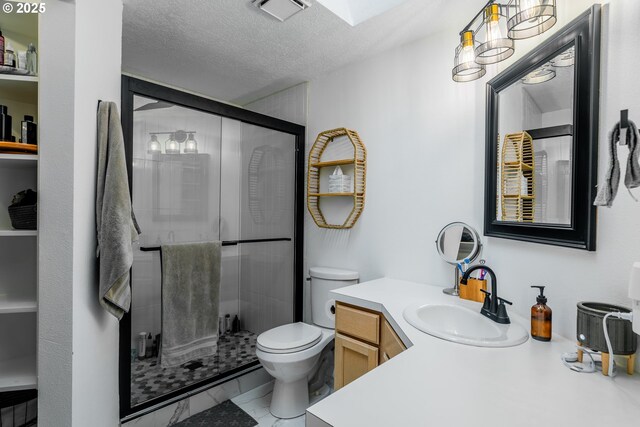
443 267 462 296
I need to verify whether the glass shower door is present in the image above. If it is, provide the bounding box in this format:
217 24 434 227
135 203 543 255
238 122 296 335
128 97 298 409
129 95 226 407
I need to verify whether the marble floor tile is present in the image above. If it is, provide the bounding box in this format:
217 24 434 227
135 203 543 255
231 381 332 427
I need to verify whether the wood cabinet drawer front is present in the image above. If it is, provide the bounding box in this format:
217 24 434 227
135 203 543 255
379 318 406 364
336 302 380 345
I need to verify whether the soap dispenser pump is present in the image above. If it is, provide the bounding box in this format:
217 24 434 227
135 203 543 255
531 286 552 341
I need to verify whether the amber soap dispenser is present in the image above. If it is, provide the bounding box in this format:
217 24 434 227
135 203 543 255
531 286 552 341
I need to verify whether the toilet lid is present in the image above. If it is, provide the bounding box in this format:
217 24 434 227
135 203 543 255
257 322 322 354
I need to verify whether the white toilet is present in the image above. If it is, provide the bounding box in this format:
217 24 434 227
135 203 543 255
256 267 359 419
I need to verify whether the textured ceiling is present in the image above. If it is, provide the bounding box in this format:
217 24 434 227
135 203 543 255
522 65 574 113
122 0 485 105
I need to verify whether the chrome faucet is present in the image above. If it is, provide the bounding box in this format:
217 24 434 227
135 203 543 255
460 265 512 324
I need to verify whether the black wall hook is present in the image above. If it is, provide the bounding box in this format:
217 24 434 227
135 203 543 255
619 109 630 145
621 109 629 129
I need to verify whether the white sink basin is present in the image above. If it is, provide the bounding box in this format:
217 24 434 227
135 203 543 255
403 303 529 348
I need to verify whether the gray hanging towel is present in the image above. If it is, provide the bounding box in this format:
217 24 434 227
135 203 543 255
594 120 640 207
161 242 221 368
96 101 141 320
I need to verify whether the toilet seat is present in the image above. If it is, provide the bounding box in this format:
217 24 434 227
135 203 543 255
257 322 322 354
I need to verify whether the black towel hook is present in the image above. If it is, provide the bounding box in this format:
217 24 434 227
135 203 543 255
621 109 629 129
619 109 630 146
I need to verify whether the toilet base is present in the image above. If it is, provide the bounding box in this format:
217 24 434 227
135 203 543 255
269 377 309 419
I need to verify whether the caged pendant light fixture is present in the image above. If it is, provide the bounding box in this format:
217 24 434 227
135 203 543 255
507 0 557 40
475 4 514 65
522 63 555 84
146 130 198 154
452 0 556 82
452 31 486 82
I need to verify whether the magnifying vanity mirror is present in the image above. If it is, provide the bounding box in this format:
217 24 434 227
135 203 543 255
484 6 600 251
436 222 482 296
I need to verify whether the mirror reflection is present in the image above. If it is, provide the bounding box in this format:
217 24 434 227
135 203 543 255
436 222 481 265
497 45 574 225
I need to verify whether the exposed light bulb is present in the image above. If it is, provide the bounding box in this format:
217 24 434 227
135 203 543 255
520 0 543 22
521 0 541 9
184 133 198 154
460 44 475 64
165 133 180 154
486 19 504 42
459 30 476 64
147 134 161 154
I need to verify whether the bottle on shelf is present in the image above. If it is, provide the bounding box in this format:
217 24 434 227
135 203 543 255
146 333 153 358
225 314 232 334
26 43 37 75
137 332 147 359
17 50 26 71
4 42 15 68
232 315 239 333
21 115 37 145
0 105 12 141
0 30 4 66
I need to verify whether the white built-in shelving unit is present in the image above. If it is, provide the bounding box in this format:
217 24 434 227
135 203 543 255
0 12 39 394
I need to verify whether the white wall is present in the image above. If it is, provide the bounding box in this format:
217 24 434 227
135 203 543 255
72 1 124 425
305 0 640 353
39 1 124 426
244 83 308 127
38 2 77 424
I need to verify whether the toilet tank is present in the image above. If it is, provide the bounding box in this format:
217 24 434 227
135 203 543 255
310 267 359 329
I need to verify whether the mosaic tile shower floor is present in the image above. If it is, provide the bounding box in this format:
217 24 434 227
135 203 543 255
131 330 258 406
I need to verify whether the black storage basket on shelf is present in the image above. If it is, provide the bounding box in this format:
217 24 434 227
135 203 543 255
0 389 38 427
8 204 37 230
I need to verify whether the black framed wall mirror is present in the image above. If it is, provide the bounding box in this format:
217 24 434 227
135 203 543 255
484 5 600 251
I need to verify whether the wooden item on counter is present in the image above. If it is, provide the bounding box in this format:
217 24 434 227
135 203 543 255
0 141 38 154
576 342 636 376
459 278 487 303
601 351 635 376
576 301 637 375
307 128 366 229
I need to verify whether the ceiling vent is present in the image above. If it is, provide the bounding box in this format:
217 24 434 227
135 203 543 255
253 0 311 22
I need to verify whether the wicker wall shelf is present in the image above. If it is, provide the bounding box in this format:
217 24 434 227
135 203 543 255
500 131 535 222
307 128 366 229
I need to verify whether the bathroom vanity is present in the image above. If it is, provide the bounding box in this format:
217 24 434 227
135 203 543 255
334 302 406 389
307 278 640 427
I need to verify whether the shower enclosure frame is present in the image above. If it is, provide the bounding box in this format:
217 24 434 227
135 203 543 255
118 76 306 421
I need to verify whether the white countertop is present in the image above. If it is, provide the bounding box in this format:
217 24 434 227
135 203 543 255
306 278 640 427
